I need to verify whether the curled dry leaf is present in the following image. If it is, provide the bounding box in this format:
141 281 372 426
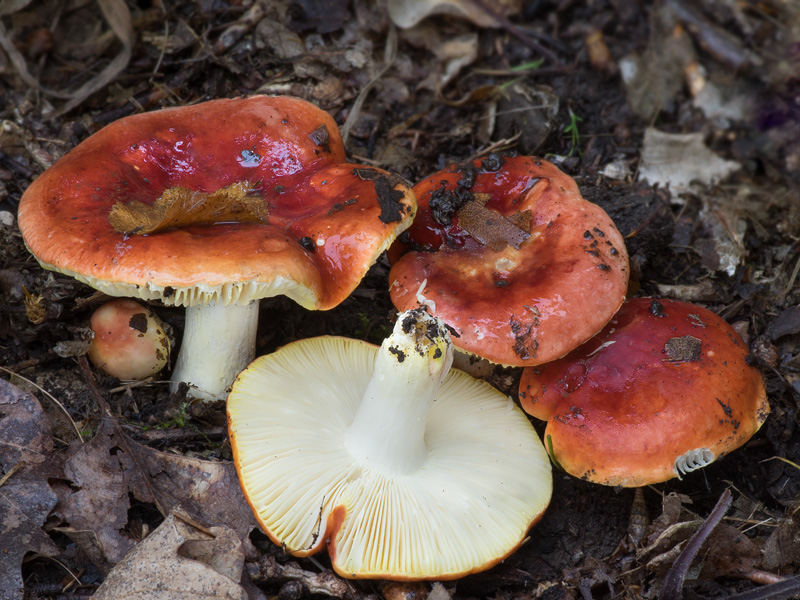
93 513 247 600
0 378 60 600
136 442 260 555
387 0 522 29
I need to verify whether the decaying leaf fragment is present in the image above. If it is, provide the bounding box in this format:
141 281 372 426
456 193 531 251
54 416 258 573
387 0 522 29
93 513 247 600
108 181 267 235
54 418 141 572
638 128 741 194
0 378 61 600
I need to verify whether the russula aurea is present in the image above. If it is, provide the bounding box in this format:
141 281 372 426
17 95 416 401
389 155 628 367
518 298 770 487
228 308 552 580
88 298 170 380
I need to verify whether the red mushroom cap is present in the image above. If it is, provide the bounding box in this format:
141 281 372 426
388 155 628 366
518 298 770 487
88 298 170 380
17 96 415 310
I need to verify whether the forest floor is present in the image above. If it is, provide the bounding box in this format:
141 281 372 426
1 0 799 599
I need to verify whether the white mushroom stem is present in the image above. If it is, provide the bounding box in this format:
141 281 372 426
343 309 453 476
171 300 259 401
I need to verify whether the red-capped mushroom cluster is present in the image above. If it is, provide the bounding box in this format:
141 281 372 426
388 155 769 487
15 92 771 583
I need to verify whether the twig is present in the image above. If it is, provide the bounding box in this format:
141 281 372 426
0 365 83 443
0 462 23 488
658 488 732 600
725 574 800 600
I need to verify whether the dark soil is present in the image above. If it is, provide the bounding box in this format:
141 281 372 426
1 0 799 599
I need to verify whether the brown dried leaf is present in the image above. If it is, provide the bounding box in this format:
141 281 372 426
762 515 800 570
0 378 61 600
93 513 247 600
22 285 46 324
456 200 531 251
134 443 259 554
56 418 141 571
108 181 268 236
56 416 258 572
699 522 761 579
387 0 523 28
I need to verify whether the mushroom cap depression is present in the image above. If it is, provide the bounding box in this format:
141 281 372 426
17 95 416 310
389 155 628 366
228 311 552 580
518 298 770 487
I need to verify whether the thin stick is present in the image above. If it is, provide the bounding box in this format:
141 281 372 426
0 365 83 443
658 488 733 600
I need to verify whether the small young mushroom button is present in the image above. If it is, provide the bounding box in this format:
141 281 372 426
88 299 170 380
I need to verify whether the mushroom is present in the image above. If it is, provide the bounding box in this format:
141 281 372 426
389 154 629 367
227 308 552 580
518 298 770 487
88 298 170 380
17 95 416 400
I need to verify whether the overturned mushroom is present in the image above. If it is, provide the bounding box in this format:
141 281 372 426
389 155 628 367
17 95 416 400
228 308 552 580
518 298 770 487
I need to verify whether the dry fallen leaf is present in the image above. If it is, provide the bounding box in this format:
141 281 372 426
618 4 696 121
0 378 61 600
135 442 260 556
54 418 141 572
637 128 741 194
93 513 247 600
54 416 258 573
455 194 531 251
387 0 522 29
108 181 268 235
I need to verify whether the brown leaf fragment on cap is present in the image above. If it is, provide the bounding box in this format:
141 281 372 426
507 210 533 232
664 335 702 362
108 181 268 236
353 168 410 224
309 124 330 152
456 200 531 251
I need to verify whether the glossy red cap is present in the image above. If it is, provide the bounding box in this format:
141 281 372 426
519 298 770 486
389 155 628 366
18 96 415 309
